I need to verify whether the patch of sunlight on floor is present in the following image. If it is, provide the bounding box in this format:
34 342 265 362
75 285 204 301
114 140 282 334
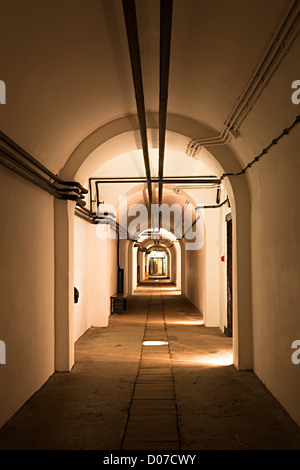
177 351 233 367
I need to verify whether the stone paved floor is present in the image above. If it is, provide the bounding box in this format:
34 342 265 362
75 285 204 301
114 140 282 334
121 287 180 450
0 280 300 450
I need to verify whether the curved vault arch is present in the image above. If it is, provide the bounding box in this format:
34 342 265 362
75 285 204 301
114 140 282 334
65 111 252 371
127 233 180 293
60 111 243 187
114 185 199 241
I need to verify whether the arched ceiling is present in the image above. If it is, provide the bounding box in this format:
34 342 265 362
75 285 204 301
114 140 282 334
64 113 227 183
91 147 217 208
114 186 200 241
0 0 292 179
139 238 174 252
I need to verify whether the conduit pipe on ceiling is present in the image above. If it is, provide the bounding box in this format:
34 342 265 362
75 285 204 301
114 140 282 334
186 1 300 158
90 176 219 183
122 0 152 205
88 175 220 212
0 132 87 206
224 0 300 132
0 131 88 193
75 205 134 240
158 0 173 206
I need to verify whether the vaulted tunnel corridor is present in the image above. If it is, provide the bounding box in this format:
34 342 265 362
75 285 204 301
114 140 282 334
1 0 300 453
0 281 300 450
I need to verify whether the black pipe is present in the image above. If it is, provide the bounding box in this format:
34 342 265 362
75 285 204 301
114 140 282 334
181 198 229 240
91 176 219 211
88 178 93 212
0 147 87 205
216 186 221 204
122 0 152 205
75 206 135 242
0 131 88 207
195 198 229 211
0 130 88 193
0 154 60 197
158 0 173 205
96 182 100 209
92 176 219 184
0 145 60 192
117 235 120 271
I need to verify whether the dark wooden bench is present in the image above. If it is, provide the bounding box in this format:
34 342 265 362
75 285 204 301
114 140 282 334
110 293 128 314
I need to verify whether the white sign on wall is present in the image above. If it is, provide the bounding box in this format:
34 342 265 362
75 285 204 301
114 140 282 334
0 340 6 364
0 80 6 104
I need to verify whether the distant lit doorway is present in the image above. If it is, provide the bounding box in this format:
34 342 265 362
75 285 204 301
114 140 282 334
148 251 168 277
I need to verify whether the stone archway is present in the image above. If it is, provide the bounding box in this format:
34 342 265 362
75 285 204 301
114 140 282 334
56 112 252 371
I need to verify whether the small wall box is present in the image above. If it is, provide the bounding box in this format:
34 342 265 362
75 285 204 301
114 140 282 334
110 293 128 314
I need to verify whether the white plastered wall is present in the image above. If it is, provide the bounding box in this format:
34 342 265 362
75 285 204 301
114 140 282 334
174 241 181 289
228 36 300 426
182 203 230 327
203 209 220 326
184 238 205 316
74 217 118 341
0 166 55 429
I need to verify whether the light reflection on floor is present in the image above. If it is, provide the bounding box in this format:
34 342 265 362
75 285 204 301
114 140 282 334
143 341 169 346
133 280 232 368
173 351 233 367
166 320 204 326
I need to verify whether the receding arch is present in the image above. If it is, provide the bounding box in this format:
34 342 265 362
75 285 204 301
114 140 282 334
59 111 252 370
60 112 243 183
